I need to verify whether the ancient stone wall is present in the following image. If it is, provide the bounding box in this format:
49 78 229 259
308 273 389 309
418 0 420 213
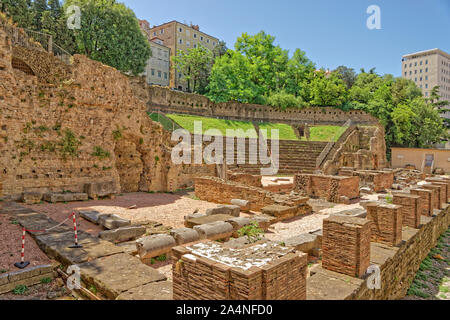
172 241 307 300
0 25 214 199
294 174 360 203
144 84 380 126
339 168 394 192
322 126 387 175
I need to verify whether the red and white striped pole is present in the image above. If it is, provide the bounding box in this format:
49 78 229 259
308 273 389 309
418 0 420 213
69 211 83 249
14 227 30 269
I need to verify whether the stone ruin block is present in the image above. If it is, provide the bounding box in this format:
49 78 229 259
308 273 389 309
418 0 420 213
283 233 320 255
339 169 394 192
206 205 240 217
426 178 450 202
421 184 441 210
193 221 234 241
424 183 446 209
322 216 371 278
99 226 146 243
392 193 421 229
22 192 43 204
366 203 403 246
43 192 88 203
261 204 299 223
136 234 176 264
294 174 360 203
98 214 131 230
228 173 262 188
170 228 200 245
172 241 307 300
184 214 236 229
231 199 251 213
411 189 433 216
84 181 119 200
226 217 252 234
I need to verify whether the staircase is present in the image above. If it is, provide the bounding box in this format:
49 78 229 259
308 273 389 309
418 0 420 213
228 139 328 175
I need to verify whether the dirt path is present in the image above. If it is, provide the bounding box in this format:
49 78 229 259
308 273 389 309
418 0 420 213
404 228 450 300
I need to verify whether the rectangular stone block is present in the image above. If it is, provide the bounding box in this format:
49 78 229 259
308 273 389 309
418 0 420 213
366 203 403 246
99 226 146 243
322 216 371 278
411 189 433 216
422 184 441 210
393 193 421 228
84 181 119 200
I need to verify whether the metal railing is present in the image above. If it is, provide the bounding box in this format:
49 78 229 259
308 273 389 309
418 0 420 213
0 19 72 64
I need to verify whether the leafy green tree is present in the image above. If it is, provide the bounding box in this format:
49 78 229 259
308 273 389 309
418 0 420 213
285 49 315 97
307 70 348 106
31 0 47 30
64 0 151 75
0 0 33 27
212 40 227 59
334 65 357 89
173 45 214 94
266 91 304 110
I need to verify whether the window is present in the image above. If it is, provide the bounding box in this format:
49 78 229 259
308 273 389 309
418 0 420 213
405 64 407 68
425 84 428 89
409 63 412 67
404 72 407 76
425 68 428 72
178 73 182 79
425 60 428 64
193 44 197 48
153 32 156 36
420 69 422 73
200 36 203 41
194 34 197 38
213 42 216 46
179 39 183 44
425 76 428 80
164 72 168 79
415 70 417 74
186 41 190 47
409 71 412 75
151 69 155 76
158 71 162 78
179 27 183 32
420 61 422 65
161 29 164 34
415 62 417 66
207 39 210 43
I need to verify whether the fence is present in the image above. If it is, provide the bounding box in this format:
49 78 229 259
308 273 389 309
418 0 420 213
148 112 183 132
0 19 72 64
316 119 353 169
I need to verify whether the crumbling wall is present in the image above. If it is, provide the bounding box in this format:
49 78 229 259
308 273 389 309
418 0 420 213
0 25 212 199
294 174 360 203
322 126 387 175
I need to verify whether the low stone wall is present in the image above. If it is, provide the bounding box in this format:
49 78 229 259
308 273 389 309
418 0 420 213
339 169 394 192
307 204 450 300
194 176 310 213
172 241 307 300
227 172 262 188
294 174 360 203
0 264 54 294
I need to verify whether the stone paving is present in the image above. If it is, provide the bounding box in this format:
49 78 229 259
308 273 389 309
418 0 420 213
0 201 172 300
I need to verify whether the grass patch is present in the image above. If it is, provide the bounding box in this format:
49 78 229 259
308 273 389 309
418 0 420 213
258 123 299 140
40 277 52 284
167 114 257 138
302 125 348 142
13 285 29 295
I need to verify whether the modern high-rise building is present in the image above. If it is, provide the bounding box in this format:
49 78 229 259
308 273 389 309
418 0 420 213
402 48 450 119
146 20 219 91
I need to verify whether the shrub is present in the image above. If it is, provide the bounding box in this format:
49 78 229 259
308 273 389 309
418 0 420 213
91 146 111 160
238 222 264 243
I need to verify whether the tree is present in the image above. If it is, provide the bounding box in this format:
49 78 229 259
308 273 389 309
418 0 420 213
334 65 357 89
266 91 304 110
0 0 33 27
207 50 265 104
212 40 227 59
173 45 214 94
285 49 315 97
64 0 151 75
307 70 348 106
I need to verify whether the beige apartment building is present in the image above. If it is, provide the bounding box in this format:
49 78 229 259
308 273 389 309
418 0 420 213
402 48 450 118
147 20 219 91
140 20 171 87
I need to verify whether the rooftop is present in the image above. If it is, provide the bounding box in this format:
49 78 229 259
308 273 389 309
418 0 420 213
402 48 450 60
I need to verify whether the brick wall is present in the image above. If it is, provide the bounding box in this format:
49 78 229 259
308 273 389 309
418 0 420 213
172 241 307 300
393 193 421 229
294 174 360 202
322 216 371 277
366 203 403 246
411 189 433 216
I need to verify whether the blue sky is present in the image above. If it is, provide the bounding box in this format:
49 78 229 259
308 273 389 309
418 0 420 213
122 0 449 77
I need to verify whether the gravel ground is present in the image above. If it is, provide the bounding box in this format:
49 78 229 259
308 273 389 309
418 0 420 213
24 192 218 233
0 214 51 273
265 201 364 242
0 278 73 300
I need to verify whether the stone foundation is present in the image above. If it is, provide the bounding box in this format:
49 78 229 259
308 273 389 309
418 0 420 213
172 241 307 300
294 174 360 203
338 169 394 192
322 216 371 278
366 203 403 246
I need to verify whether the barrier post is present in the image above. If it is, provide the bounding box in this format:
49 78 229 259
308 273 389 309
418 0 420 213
14 227 30 269
69 211 83 249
